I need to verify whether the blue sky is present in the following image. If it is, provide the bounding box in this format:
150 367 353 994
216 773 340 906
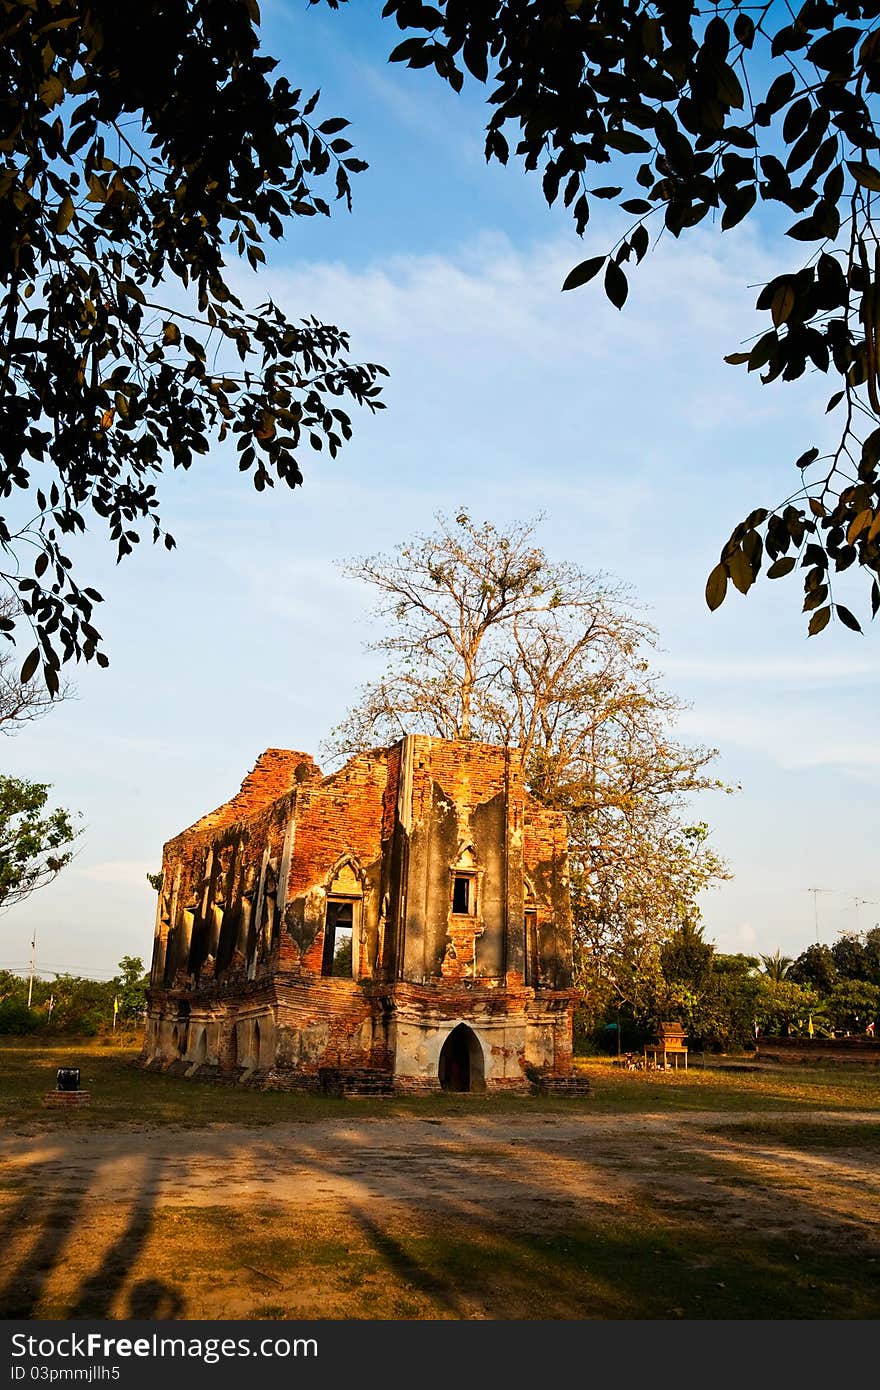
2 1 878 980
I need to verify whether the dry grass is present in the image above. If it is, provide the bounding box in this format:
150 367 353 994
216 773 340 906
2 1039 878 1319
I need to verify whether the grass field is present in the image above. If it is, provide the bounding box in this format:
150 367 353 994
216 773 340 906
3 1038 879 1127
1 1039 878 1319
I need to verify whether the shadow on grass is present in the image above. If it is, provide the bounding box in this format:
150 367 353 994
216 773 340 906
2 1041 879 1319
0 1150 185 1320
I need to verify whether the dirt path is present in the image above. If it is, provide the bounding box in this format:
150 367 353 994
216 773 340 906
1 1110 878 1319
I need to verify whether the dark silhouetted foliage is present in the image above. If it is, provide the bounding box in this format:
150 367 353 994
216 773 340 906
362 0 880 632
1 0 386 684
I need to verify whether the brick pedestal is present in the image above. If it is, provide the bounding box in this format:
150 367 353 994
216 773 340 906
42 1091 91 1108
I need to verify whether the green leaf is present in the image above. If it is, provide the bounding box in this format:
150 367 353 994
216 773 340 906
763 71 796 115
786 214 822 241
561 257 605 292
808 606 831 636
721 184 756 230
705 563 728 611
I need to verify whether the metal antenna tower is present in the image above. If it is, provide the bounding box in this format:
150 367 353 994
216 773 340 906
807 888 834 943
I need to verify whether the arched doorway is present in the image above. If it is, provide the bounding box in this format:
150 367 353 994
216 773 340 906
438 1024 485 1093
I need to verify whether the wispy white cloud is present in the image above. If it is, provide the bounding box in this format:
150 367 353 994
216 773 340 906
73 861 156 888
663 654 880 687
9 219 876 969
678 704 880 779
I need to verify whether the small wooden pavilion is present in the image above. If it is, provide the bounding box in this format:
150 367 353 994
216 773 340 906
644 1020 688 1070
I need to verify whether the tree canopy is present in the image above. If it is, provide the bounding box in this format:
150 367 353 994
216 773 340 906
0 595 71 731
580 919 880 1052
0 773 78 910
1 0 385 687
330 510 731 998
0 954 145 1033
8 0 880 687
367 0 880 633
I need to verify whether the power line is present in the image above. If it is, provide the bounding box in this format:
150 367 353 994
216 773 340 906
0 961 122 978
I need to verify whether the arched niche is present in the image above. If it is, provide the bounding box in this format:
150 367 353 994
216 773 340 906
438 1023 486 1093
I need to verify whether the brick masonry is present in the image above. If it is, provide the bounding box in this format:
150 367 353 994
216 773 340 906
142 735 580 1094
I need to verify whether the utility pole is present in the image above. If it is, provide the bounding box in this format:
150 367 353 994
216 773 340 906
807 888 833 943
27 929 36 1008
854 897 878 934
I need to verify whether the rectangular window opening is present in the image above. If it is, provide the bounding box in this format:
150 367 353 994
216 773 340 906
452 875 473 915
322 900 354 977
524 909 538 986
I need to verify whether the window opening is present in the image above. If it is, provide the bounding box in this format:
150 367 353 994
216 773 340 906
524 909 539 986
452 874 474 915
322 899 355 977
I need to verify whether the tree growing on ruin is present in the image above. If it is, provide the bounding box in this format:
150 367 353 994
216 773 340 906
328 511 731 987
1 0 385 688
0 774 78 911
368 1 880 633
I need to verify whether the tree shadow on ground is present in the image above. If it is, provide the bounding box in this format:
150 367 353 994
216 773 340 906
0 1152 186 1319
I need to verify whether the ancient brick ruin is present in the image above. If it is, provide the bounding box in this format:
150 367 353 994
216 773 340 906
142 734 582 1094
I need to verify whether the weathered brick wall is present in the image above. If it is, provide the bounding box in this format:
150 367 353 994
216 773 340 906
145 734 578 1088
523 797 572 989
282 747 390 976
273 975 393 1072
402 737 514 983
151 749 319 990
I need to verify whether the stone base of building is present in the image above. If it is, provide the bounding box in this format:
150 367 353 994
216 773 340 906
141 977 582 1098
527 1071 592 1097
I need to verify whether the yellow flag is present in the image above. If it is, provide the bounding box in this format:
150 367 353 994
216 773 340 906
113 996 119 1016
807 1014 814 1038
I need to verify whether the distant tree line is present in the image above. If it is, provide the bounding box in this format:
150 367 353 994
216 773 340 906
0 955 147 1035
576 923 880 1055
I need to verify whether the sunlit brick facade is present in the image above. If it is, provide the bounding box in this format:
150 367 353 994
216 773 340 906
142 734 580 1093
